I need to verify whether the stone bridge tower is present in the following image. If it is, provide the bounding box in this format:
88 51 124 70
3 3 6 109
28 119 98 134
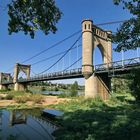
82 19 112 99
0 73 12 90
13 63 31 91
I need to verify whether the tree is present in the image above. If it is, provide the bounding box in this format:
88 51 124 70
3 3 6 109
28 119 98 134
112 77 130 93
113 0 140 52
70 81 78 97
129 69 140 101
6 0 62 38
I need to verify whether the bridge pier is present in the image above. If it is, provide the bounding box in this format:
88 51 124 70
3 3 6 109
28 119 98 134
14 83 27 91
0 84 9 90
85 73 111 99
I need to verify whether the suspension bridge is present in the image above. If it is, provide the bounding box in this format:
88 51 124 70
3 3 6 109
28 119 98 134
0 19 140 99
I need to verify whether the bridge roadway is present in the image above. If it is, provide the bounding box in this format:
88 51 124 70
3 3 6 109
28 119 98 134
2 57 140 84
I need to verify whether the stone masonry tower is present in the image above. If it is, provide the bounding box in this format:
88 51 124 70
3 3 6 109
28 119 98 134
82 19 112 99
82 20 93 79
13 63 31 91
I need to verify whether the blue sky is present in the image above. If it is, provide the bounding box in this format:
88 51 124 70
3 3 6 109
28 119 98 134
0 0 137 85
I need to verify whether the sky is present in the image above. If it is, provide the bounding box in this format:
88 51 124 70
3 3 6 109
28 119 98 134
0 0 137 85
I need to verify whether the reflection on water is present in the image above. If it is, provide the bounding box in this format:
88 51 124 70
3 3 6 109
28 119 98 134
31 89 84 96
0 109 58 140
9 110 27 126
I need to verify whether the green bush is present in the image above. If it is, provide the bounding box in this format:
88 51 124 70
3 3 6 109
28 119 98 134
58 93 68 98
54 87 59 91
13 93 43 104
5 94 14 100
70 90 78 97
52 94 140 140
14 96 29 103
41 86 46 91
31 94 43 104
70 81 78 97
129 69 140 101
0 90 9 94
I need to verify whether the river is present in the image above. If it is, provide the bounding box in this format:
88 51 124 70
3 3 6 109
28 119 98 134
0 109 58 140
30 89 84 96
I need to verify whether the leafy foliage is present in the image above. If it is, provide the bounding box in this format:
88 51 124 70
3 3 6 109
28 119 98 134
129 69 140 101
31 94 44 103
52 95 140 140
40 86 46 91
8 0 62 38
5 94 14 100
112 77 131 93
113 0 140 51
70 81 78 97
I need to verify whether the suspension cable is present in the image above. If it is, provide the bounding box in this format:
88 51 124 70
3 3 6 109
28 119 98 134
31 44 81 66
22 18 125 64
21 30 81 64
22 19 128 65
6 66 14 73
96 19 128 26
37 34 82 75
63 57 82 71
5 19 128 72
31 69 38 75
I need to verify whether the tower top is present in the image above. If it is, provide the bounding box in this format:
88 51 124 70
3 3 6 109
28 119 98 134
82 19 93 24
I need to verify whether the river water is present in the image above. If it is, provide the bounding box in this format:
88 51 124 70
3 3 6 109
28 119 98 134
30 89 84 96
0 109 58 140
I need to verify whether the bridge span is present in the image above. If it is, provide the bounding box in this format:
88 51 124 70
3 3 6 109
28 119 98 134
0 19 140 100
2 57 140 84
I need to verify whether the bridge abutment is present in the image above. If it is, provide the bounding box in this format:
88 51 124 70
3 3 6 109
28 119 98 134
85 75 98 98
85 74 111 100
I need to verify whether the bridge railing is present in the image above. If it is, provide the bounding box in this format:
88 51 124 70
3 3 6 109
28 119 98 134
17 68 82 82
1 57 140 84
95 57 140 72
1 80 13 84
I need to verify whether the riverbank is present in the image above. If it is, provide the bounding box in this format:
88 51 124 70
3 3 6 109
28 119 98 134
0 91 70 109
50 92 140 140
1 90 140 140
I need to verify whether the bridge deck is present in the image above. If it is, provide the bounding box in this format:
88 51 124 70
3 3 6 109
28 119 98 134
1 57 140 84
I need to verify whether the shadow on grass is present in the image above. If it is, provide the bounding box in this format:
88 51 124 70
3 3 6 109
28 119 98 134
53 100 140 140
116 95 126 102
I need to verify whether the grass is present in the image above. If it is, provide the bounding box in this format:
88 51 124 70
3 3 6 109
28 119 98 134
13 93 44 104
14 95 30 103
5 94 14 100
0 90 10 94
0 90 44 104
31 94 44 103
50 92 140 140
1 90 140 140
6 104 42 110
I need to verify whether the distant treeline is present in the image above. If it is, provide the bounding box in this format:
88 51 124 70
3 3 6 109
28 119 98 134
29 81 84 90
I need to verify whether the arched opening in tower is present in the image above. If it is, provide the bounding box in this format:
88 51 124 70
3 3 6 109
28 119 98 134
93 44 104 67
18 71 27 80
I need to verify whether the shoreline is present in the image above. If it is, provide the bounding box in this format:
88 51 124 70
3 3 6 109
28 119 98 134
0 95 69 110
